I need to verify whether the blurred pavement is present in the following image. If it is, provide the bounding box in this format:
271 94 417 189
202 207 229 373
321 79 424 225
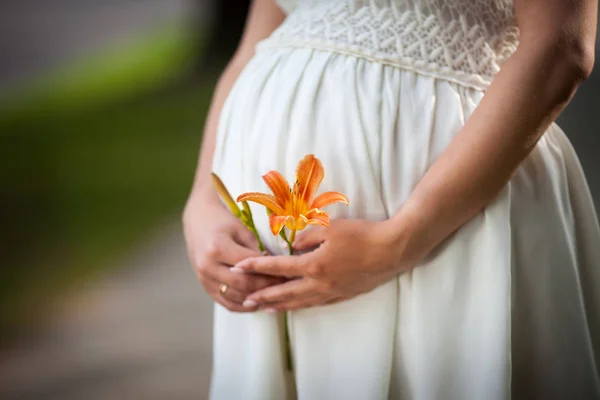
0 1 215 399
0 223 213 400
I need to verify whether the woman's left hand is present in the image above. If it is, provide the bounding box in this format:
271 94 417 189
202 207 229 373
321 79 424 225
231 219 408 311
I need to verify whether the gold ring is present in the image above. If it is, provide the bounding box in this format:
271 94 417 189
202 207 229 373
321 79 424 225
219 283 228 295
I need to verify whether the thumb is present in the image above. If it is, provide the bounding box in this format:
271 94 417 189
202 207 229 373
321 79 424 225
220 233 264 266
293 226 326 251
233 225 273 255
233 224 260 250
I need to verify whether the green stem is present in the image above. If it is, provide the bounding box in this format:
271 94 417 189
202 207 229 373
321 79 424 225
279 228 293 255
286 228 296 255
249 224 265 253
241 201 265 252
276 228 296 370
284 312 292 371
284 229 295 371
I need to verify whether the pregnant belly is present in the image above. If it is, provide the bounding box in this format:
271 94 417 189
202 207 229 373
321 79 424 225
210 46 483 252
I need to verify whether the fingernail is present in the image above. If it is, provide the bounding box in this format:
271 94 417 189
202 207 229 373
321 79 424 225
230 267 244 274
242 299 257 308
263 308 277 313
235 260 249 269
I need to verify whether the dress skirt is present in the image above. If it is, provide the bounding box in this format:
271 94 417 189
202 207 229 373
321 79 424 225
209 46 600 400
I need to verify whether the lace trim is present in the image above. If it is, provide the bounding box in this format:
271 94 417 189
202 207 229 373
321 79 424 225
260 2 520 90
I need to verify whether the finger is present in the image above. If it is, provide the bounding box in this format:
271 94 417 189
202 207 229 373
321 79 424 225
232 224 260 250
233 228 274 256
215 294 257 313
208 264 285 294
246 278 316 304
265 294 336 311
202 276 259 312
233 254 310 277
293 226 327 251
203 275 248 304
324 296 350 306
207 234 262 266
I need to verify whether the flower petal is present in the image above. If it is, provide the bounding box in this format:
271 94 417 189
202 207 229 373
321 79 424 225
294 154 324 206
295 214 309 231
262 171 292 205
311 191 349 209
269 213 293 236
237 192 285 215
305 209 331 227
285 218 296 231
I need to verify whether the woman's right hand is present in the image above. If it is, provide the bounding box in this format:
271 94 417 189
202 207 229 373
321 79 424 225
183 192 285 312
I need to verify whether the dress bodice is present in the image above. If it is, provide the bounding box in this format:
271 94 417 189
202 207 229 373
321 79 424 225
265 0 519 89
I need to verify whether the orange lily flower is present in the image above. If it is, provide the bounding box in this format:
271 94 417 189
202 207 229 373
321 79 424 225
237 154 349 236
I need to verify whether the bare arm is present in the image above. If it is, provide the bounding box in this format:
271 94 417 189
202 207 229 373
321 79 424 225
188 0 285 206
183 0 285 313
387 0 598 265
220 0 598 311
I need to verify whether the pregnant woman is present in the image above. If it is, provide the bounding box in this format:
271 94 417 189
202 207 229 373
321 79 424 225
183 0 600 399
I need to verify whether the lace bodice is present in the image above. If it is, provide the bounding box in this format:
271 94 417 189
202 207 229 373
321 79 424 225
264 0 519 89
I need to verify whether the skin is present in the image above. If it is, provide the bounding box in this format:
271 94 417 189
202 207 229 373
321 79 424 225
182 0 286 312
231 0 598 311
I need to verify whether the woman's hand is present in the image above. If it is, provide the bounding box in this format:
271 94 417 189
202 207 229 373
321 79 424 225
183 193 286 312
232 219 408 311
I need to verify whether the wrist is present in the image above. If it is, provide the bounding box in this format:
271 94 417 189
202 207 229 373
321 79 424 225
184 184 221 218
381 199 430 269
190 177 221 205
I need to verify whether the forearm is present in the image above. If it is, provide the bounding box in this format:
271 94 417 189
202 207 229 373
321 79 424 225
186 0 285 207
387 38 594 267
189 59 247 205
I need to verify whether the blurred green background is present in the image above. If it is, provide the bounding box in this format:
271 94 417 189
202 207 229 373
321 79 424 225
1 27 206 335
0 2 251 397
0 1 247 337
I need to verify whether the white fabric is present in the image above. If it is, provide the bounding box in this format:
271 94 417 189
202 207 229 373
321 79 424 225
209 1 600 399
265 0 519 90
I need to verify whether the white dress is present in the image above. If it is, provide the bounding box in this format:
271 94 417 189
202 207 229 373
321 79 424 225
209 1 600 399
